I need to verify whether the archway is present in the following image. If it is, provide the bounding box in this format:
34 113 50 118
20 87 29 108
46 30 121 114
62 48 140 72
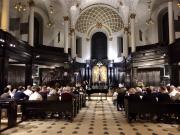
158 8 169 45
34 13 43 46
91 32 107 60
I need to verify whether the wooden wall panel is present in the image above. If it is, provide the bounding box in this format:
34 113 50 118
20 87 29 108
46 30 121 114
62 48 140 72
8 65 25 88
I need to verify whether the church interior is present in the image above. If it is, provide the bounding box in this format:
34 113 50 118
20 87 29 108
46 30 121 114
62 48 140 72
0 0 180 134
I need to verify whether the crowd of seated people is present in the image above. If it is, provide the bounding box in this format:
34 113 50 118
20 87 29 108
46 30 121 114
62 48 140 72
0 84 86 119
113 85 180 122
0 84 85 102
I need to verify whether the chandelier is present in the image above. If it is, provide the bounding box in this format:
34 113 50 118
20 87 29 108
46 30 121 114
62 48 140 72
177 0 180 8
49 5 55 14
14 0 27 12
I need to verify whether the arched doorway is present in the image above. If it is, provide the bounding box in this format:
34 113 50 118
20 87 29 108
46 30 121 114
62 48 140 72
91 32 107 60
158 8 169 45
34 13 43 46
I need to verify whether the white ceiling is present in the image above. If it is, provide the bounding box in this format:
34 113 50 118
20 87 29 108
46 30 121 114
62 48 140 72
10 0 169 29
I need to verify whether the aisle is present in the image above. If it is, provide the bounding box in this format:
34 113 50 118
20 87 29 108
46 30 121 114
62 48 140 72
1 99 179 135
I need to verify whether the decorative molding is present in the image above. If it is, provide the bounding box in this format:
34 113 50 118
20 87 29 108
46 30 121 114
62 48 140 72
63 16 69 21
96 22 102 29
124 27 128 32
130 13 136 19
70 28 75 33
86 23 113 41
29 0 35 7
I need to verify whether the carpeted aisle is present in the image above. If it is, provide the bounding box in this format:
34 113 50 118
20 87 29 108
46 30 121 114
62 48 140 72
1 99 179 135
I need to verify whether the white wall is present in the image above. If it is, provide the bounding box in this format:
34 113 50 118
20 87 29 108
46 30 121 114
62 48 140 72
76 31 124 63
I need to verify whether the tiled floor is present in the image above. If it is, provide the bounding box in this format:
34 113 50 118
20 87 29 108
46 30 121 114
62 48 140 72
1 99 180 135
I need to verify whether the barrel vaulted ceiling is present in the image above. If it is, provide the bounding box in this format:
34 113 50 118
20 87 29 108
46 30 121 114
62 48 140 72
75 6 124 33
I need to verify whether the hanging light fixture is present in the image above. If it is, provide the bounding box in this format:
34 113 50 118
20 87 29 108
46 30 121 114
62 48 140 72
14 0 27 12
177 0 180 8
49 5 55 14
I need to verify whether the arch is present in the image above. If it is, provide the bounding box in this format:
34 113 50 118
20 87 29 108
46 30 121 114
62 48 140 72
151 3 168 44
34 7 49 25
158 8 168 44
34 12 43 45
91 32 107 60
86 23 112 40
75 4 124 34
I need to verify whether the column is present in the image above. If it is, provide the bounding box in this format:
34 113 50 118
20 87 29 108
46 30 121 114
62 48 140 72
130 13 136 52
28 1 35 46
25 63 33 86
123 26 129 57
131 67 137 87
1 0 10 31
168 0 175 44
71 27 76 58
64 16 69 53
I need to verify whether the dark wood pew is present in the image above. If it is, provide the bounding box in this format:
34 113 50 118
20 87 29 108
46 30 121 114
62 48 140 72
21 100 75 122
82 94 86 107
124 98 180 122
0 100 17 130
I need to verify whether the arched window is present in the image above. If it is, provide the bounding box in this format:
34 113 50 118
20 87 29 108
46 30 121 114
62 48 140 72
34 13 43 46
91 32 107 60
158 8 169 45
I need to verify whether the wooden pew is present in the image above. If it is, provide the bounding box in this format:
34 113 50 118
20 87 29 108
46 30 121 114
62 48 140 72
124 98 180 122
0 100 17 130
21 100 75 122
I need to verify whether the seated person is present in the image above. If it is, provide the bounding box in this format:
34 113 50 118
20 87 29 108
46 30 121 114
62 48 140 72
168 85 179 100
29 86 43 101
72 87 79 95
142 87 157 103
39 85 48 100
61 86 75 101
14 86 29 100
24 85 33 96
157 86 170 102
47 89 59 101
125 88 141 121
0 87 11 99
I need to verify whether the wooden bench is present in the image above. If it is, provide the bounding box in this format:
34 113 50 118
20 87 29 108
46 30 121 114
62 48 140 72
124 98 180 122
0 100 17 130
21 100 75 122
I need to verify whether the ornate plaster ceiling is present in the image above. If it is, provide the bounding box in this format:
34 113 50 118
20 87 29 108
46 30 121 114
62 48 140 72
75 6 124 33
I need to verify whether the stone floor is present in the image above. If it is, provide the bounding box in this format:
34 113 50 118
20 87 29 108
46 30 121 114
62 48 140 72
1 99 180 135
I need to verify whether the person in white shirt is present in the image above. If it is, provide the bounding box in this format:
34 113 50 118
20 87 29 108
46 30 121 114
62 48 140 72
29 86 43 101
24 85 33 97
168 85 178 98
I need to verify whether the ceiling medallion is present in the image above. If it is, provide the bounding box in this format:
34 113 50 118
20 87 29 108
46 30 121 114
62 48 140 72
96 22 102 29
